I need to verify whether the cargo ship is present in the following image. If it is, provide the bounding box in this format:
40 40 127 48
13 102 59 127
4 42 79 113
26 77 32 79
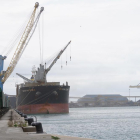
16 41 71 114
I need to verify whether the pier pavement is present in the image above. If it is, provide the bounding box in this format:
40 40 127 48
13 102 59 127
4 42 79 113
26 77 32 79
0 109 96 140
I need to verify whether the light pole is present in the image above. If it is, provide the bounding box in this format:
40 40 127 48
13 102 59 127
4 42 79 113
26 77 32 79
129 89 130 101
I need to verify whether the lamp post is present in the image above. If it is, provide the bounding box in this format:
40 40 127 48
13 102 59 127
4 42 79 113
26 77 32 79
129 89 130 101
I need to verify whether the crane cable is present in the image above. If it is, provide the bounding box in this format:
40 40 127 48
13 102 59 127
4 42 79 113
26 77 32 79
66 46 67 65
45 51 60 65
70 42 71 61
5 10 33 56
45 48 63 67
38 21 42 64
18 8 44 63
38 11 44 65
45 42 71 70
61 55 63 69
42 12 44 65
1 9 33 56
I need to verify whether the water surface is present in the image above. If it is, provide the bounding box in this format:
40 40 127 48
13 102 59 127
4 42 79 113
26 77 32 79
32 107 140 140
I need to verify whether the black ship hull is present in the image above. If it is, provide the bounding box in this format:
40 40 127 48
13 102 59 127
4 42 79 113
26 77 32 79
17 85 70 114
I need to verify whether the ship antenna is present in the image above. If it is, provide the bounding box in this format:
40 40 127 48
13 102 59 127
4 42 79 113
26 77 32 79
45 62 46 70
70 42 71 61
32 65 36 79
66 47 67 66
61 56 63 69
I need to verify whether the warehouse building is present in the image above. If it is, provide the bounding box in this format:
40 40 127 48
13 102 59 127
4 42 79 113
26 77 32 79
77 94 128 107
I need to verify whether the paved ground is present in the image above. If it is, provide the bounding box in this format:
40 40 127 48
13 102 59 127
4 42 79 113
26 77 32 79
0 110 96 140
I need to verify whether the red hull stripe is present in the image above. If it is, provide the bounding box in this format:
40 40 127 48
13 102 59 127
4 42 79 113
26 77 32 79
17 103 69 114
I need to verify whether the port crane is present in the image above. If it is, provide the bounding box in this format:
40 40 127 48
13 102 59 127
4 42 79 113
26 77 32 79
0 2 44 107
129 84 140 88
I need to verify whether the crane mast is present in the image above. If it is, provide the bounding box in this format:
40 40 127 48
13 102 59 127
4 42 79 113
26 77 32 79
1 2 44 83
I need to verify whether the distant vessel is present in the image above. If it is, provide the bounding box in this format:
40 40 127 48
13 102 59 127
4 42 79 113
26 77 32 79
16 41 71 114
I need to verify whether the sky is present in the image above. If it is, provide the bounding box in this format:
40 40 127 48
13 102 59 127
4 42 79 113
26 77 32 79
0 0 140 100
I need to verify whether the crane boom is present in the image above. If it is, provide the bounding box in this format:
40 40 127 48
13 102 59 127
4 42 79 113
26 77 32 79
2 2 43 83
16 73 33 83
129 85 140 88
46 41 71 74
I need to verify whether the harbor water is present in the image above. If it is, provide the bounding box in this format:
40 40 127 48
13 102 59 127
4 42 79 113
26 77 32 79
33 107 140 140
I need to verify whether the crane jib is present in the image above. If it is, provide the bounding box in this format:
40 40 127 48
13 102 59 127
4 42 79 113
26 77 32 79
1 3 44 83
46 41 71 74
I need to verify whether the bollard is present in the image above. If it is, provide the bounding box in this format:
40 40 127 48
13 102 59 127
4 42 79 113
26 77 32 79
17 111 22 115
25 118 34 126
21 114 27 118
31 122 43 133
19 113 23 116
25 118 28 122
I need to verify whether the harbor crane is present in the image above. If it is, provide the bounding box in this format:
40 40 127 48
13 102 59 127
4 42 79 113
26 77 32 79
0 2 44 107
0 2 44 85
129 84 140 88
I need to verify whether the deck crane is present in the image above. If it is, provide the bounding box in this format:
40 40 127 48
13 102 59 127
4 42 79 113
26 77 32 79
45 41 71 74
16 41 71 83
0 2 44 107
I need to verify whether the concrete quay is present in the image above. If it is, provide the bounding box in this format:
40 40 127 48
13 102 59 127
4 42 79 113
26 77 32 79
0 109 96 140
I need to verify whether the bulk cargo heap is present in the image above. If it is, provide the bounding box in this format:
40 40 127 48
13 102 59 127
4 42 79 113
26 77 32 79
16 41 71 114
